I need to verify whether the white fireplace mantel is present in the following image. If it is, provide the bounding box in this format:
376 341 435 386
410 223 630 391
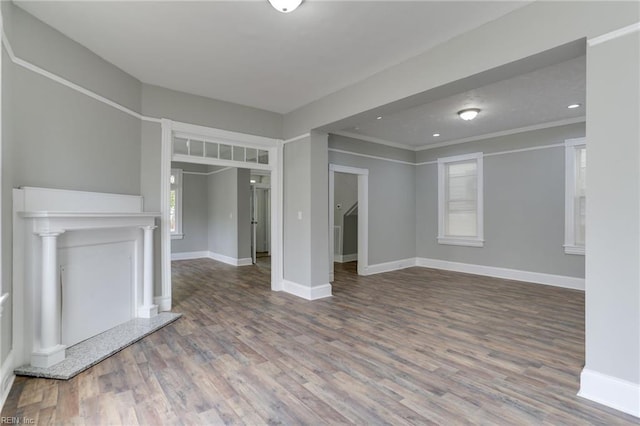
13 186 164 370
20 210 160 368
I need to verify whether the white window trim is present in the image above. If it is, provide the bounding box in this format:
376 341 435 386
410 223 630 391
437 152 484 247
564 137 586 255
170 168 184 240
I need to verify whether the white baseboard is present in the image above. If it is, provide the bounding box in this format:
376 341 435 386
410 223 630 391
171 251 209 261
415 257 585 290
208 251 252 266
281 280 332 300
154 296 172 312
0 350 15 411
236 257 253 267
173 251 254 266
579 368 640 417
334 253 358 263
363 258 417 275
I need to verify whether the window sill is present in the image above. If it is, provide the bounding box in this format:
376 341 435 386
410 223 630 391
564 245 585 255
437 237 484 248
171 233 184 240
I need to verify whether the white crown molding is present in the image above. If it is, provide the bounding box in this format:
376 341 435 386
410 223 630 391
579 368 640 417
414 116 586 152
588 22 640 47
329 148 415 166
333 117 586 155
332 130 415 151
282 133 310 144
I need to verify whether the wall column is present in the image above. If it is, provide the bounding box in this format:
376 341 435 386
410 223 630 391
580 26 640 417
31 231 66 368
138 225 158 318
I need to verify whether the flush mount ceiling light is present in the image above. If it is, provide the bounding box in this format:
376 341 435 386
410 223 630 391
567 103 581 109
457 108 481 121
268 0 303 13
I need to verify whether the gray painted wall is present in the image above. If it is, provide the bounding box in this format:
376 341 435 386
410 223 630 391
329 134 416 265
1 27 13 364
9 4 141 113
333 172 357 255
206 168 251 260
342 215 358 256
283 138 311 285
208 168 239 259
236 168 251 260
416 123 586 278
309 132 329 287
585 31 640 387
170 162 209 254
283 132 330 287
2 2 143 365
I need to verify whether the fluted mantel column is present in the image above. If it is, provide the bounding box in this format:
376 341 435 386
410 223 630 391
138 225 158 318
31 230 66 368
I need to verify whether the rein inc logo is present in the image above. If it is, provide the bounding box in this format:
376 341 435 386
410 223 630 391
1 418 35 424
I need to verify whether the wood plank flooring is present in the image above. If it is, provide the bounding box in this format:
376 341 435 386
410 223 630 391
3 259 639 425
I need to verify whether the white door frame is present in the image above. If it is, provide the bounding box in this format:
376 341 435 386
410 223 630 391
329 164 369 280
161 119 283 310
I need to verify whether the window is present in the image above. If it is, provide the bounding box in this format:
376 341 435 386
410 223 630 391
170 168 183 239
564 138 586 255
437 152 484 247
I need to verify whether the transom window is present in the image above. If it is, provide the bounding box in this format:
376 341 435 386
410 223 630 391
173 133 269 166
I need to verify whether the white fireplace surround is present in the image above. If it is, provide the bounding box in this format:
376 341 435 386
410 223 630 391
13 187 160 369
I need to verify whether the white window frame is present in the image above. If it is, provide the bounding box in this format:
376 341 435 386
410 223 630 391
170 168 184 240
437 152 484 247
564 137 586 255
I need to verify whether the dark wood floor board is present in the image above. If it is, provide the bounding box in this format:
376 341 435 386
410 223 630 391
3 258 640 425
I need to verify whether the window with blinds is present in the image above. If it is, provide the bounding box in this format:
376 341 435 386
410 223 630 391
438 152 484 247
564 138 586 254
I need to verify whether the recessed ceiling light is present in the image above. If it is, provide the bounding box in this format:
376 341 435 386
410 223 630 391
250 179 256 184
567 103 581 109
433 133 440 137
376 116 382 120
458 108 480 121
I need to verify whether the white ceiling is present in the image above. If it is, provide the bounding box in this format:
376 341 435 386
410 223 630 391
338 55 586 149
15 0 530 114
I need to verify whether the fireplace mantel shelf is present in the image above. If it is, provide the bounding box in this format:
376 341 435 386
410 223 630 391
19 211 160 233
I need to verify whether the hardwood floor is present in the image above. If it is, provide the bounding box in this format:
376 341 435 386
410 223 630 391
3 259 639 425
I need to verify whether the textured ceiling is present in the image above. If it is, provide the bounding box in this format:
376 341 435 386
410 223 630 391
338 55 586 149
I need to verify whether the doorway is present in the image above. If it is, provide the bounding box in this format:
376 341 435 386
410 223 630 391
329 164 369 280
160 120 283 311
250 171 271 267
